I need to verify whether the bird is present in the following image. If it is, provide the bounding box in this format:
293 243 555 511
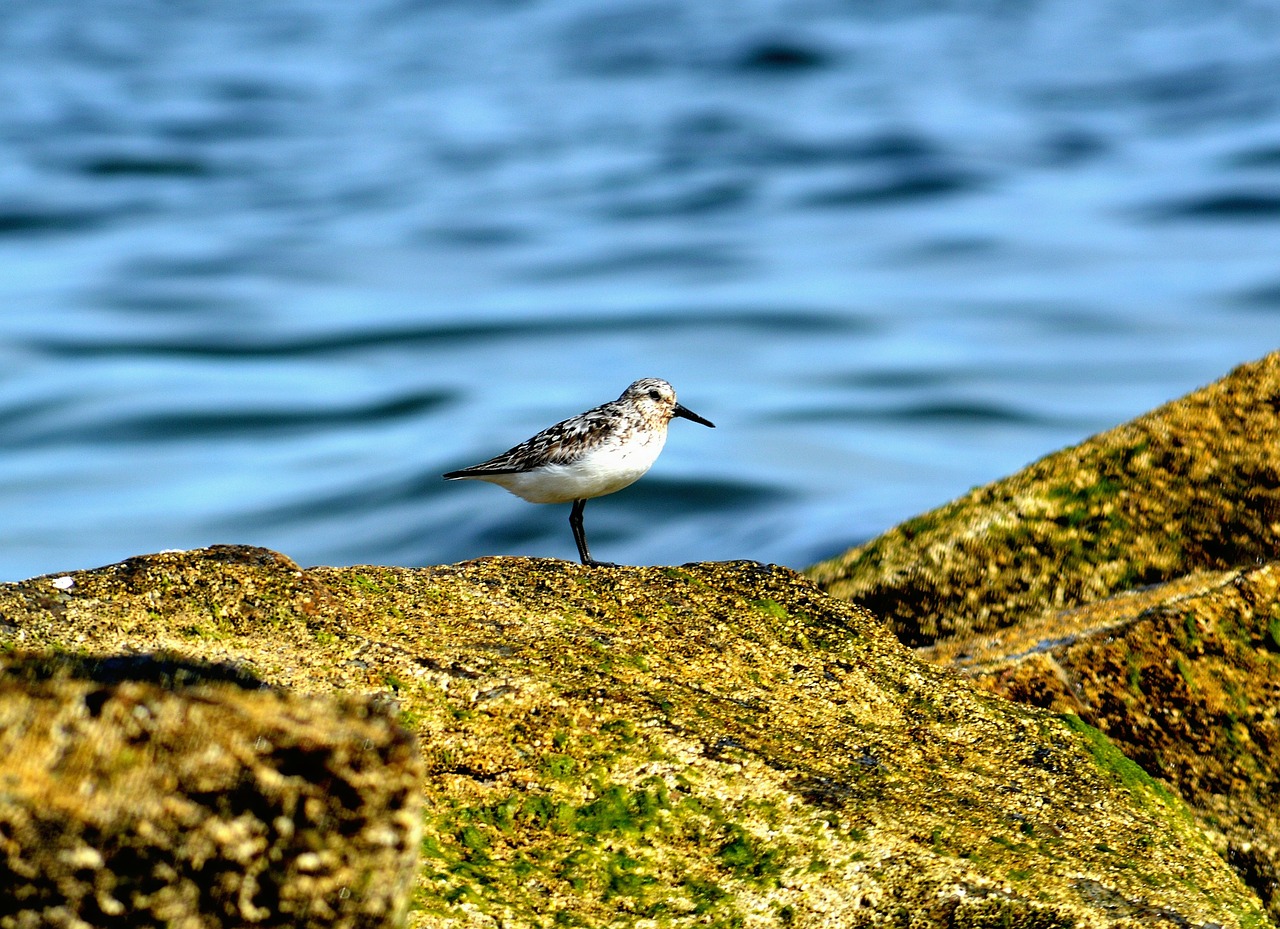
443 378 714 566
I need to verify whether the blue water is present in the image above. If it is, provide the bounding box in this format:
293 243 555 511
3 1 1280 580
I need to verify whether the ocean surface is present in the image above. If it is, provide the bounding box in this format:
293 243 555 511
3 0 1280 580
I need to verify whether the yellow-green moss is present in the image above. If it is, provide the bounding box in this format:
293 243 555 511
0 547 1271 929
963 563 1280 923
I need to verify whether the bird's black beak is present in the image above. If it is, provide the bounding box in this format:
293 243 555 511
673 403 715 428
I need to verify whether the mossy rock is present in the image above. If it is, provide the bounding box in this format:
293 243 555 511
1 546 1270 928
806 351 1280 646
0 649 422 929
934 562 1280 922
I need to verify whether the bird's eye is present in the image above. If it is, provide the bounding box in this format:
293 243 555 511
648 389 661 400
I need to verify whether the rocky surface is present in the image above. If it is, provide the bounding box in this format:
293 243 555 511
0 649 422 929
806 351 1280 923
923 563 1280 922
807 352 1280 647
0 545 1270 928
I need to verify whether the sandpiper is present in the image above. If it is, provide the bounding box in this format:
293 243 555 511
443 378 714 566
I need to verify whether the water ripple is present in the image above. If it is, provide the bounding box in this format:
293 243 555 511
28 309 859 360
1148 190 1280 221
4 0 1280 579
800 169 988 208
6 391 454 448
777 401 1061 428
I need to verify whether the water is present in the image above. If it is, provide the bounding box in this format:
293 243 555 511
3 0 1280 580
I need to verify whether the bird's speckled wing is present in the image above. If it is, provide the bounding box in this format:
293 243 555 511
444 401 629 477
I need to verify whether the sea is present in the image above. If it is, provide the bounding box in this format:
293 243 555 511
3 0 1280 580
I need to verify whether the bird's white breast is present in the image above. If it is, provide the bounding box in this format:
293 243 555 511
492 428 668 504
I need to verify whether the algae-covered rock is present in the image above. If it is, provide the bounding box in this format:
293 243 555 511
0 546 1269 928
806 351 1280 646
0 649 422 929
926 563 1280 920
804 352 1280 922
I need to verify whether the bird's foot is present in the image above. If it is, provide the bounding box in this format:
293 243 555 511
582 558 619 568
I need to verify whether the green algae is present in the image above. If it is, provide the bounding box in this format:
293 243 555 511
413 777 785 927
749 598 789 620
1057 714 1184 816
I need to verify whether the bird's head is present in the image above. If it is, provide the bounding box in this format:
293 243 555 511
621 378 715 428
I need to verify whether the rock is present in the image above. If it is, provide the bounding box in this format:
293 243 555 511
0 649 422 929
804 352 1280 923
806 351 1280 646
924 563 1280 920
0 546 1269 928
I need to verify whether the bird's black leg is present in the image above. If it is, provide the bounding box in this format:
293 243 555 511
569 499 616 567
569 499 591 563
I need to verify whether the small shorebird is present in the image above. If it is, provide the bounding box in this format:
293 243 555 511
443 378 714 566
